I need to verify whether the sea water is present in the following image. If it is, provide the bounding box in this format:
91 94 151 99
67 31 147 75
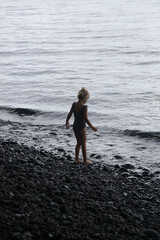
0 0 160 173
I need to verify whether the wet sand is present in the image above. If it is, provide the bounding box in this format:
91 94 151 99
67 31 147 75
0 139 160 240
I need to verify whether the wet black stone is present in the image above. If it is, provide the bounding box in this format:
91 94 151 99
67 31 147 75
66 154 72 160
65 176 72 183
122 163 135 169
90 153 96 157
142 171 150 177
122 172 130 177
114 164 120 169
141 229 160 240
57 148 65 153
12 232 22 240
54 196 65 204
95 154 102 159
103 165 108 171
114 155 123 159
119 167 128 173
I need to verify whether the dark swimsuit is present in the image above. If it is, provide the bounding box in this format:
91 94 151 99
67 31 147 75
72 102 87 133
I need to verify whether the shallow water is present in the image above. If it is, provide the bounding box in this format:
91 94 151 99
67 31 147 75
0 0 160 173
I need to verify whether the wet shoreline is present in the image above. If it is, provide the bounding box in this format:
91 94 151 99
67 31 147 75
0 139 160 240
1 119 160 176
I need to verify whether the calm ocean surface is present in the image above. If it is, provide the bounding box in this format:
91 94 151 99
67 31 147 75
0 0 160 173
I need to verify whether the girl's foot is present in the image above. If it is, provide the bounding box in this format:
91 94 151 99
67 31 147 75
84 160 92 164
75 159 82 163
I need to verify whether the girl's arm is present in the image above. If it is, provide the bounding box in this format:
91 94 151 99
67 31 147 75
66 106 73 128
84 107 97 131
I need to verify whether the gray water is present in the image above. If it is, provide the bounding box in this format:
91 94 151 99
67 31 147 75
0 0 160 173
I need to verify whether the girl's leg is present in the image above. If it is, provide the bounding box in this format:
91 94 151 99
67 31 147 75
75 132 81 163
80 128 92 164
75 142 81 162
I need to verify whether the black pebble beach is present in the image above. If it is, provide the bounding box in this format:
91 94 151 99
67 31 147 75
0 139 160 240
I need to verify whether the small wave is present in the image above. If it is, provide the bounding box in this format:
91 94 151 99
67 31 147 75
122 51 146 55
0 50 28 56
14 108 39 116
129 61 160 66
138 61 160 66
8 69 60 77
0 106 40 116
122 129 160 141
0 105 66 125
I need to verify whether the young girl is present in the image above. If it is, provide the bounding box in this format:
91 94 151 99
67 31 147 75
66 87 97 164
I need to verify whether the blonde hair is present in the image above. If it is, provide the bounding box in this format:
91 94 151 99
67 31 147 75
78 87 90 101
